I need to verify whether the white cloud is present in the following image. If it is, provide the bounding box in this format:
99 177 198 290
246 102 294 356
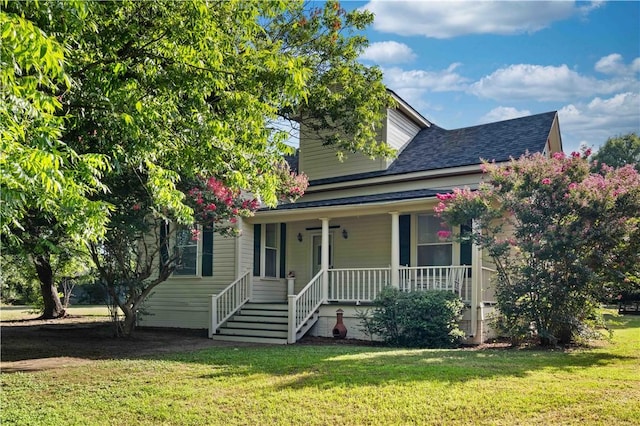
382 64 469 110
362 0 581 39
361 41 416 64
595 53 640 77
558 92 640 152
479 106 531 124
384 64 469 92
595 53 625 75
469 63 636 102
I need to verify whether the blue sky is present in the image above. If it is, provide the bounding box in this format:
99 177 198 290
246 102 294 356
347 0 639 154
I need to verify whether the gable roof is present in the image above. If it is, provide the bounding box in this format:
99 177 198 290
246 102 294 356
310 111 558 187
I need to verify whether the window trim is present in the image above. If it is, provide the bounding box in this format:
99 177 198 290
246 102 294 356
171 224 202 278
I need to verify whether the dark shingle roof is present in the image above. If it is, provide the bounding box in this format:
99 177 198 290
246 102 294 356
273 189 443 210
263 111 557 212
310 111 557 186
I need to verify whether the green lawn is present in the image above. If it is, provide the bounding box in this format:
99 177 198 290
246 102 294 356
2 313 639 426
0 305 114 321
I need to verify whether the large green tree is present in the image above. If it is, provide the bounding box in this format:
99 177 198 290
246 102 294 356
5 0 392 332
591 133 640 172
1 1 110 318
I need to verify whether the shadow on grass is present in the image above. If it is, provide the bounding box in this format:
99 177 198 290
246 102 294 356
179 344 633 388
175 314 640 388
2 315 638 388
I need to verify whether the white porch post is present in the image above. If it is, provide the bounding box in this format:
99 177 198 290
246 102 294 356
390 211 400 288
320 217 330 301
470 219 483 343
209 294 217 338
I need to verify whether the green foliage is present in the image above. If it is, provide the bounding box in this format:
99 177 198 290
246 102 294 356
0 254 41 305
591 133 640 172
437 151 640 345
0 3 111 242
5 0 390 332
365 287 466 348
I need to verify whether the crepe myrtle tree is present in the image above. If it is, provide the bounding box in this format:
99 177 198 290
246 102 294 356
89 167 307 336
435 150 640 346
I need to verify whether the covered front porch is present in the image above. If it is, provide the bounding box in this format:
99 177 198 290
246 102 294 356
210 200 496 344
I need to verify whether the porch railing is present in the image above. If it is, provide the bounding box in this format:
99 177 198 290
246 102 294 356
209 270 251 338
328 268 390 302
399 266 472 301
288 270 324 343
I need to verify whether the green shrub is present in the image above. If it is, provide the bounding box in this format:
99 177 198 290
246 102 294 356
364 287 465 348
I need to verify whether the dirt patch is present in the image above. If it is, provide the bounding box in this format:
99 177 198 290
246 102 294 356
1 316 513 373
0 316 261 373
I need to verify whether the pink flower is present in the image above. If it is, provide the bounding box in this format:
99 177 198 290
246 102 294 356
132 203 141 211
190 228 201 241
553 152 565 160
434 202 447 214
437 230 452 240
568 182 577 191
541 178 552 185
571 151 581 158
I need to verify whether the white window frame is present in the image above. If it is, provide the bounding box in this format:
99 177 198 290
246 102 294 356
415 214 459 266
171 224 202 278
261 223 279 279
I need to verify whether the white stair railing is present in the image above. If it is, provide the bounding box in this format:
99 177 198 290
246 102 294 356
209 270 251 338
329 268 390 302
288 270 324 343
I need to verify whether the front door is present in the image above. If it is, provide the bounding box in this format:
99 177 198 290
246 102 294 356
311 234 333 279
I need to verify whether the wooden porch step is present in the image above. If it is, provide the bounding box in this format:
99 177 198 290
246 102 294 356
216 327 288 339
210 334 288 345
224 321 288 331
239 308 288 317
231 315 288 324
243 303 288 310
213 302 291 344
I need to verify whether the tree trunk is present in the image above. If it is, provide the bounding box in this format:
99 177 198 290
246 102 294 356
33 255 65 319
121 305 136 337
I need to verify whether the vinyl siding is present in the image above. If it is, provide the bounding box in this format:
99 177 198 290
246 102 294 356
251 278 287 302
386 108 421 153
142 233 237 329
239 220 254 277
286 215 391 293
298 122 387 181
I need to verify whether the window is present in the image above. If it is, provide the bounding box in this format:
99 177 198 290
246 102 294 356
264 223 278 278
417 215 452 266
162 223 213 278
173 226 199 276
253 223 287 279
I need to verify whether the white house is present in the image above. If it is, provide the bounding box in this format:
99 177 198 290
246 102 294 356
141 90 563 344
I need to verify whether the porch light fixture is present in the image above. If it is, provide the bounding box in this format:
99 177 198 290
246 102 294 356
297 232 303 242
342 229 348 239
